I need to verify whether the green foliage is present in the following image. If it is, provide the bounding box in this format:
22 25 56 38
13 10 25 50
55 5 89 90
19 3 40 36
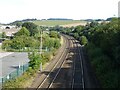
54 39 61 49
3 69 35 89
114 46 120 65
2 25 62 88
41 52 51 63
22 22 38 36
28 52 41 70
2 40 12 50
0 33 2 38
43 38 54 48
2 32 7 38
14 27 30 36
73 33 79 39
11 37 25 49
85 18 120 88
42 33 61 50
49 31 59 38
2 36 40 51
43 37 60 49
65 28 72 35
63 18 119 88
81 36 88 45
16 22 22 27
73 26 84 34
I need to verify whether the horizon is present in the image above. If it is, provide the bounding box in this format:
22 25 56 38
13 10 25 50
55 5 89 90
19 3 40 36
0 0 119 24
0 17 114 24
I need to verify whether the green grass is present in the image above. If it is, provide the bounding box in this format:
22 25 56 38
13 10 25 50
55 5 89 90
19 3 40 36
0 45 2 52
33 20 86 26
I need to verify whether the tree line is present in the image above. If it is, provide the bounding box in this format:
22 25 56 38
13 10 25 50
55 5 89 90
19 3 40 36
60 18 119 88
2 22 61 52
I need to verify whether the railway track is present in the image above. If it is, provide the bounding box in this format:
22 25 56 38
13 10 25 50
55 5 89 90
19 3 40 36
46 36 74 89
71 39 85 90
36 35 71 89
36 35 85 89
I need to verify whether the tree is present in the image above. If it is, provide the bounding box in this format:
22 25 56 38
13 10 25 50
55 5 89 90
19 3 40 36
22 22 38 36
49 31 58 38
54 39 61 49
11 37 25 49
74 26 83 34
2 40 12 50
2 32 6 38
81 36 88 45
84 18 120 88
28 52 41 70
73 33 79 39
48 38 55 48
16 22 22 27
14 27 30 36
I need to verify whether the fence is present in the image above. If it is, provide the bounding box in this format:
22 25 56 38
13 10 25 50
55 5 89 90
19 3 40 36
0 63 29 85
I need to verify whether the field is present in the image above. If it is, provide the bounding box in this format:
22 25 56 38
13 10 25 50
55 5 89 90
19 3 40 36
33 20 87 27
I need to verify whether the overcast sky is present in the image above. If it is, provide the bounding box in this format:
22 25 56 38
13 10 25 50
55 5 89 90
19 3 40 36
0 0 119 23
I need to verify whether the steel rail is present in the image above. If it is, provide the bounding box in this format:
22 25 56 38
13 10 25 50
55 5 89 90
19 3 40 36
47 36 74 89
36 35 70 89
78 43 85 90
71 38 77 89
71 38 85 90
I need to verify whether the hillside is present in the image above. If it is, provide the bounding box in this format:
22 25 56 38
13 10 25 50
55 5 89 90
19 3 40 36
33 20 87 27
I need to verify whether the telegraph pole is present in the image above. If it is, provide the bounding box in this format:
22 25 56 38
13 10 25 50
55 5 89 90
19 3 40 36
40 29 42 55
39 26 42 71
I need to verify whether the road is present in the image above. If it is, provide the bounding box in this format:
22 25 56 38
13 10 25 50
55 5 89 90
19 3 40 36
30 34 99 89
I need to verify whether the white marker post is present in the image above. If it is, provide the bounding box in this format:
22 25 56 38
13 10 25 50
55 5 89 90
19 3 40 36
7 75 9 79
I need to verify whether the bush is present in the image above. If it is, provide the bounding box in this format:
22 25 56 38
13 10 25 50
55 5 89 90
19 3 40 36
86 42 118 88
49 31 59 38
81 36 88 45
54 39 61 49
28 52 41 70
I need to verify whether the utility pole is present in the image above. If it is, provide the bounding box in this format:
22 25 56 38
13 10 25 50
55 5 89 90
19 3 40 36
40 29 42 55
40 27 42 71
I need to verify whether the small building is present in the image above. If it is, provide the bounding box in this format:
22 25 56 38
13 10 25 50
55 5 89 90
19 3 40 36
0 25 16 29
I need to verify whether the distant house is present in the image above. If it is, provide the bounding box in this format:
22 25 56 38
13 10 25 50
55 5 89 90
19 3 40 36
0 25 16 29
5 26 10 29
1 27 20 39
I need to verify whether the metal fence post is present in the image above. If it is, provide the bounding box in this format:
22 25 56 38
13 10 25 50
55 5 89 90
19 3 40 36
23 65 24 72
2 78 3 85
1 63 29 86
17 68 19 76
9 73 11 79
